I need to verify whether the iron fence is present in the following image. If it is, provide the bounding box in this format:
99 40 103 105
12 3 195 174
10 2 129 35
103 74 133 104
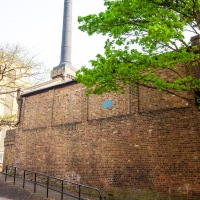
0 163 102 200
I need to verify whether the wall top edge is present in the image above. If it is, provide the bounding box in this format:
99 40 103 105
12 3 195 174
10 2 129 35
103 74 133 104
22 80 78 97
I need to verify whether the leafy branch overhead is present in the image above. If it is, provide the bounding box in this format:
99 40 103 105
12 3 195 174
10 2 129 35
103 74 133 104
76 0 200 102
0 44 47 126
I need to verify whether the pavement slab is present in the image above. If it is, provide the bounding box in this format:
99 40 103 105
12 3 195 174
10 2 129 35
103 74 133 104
0 173 99 200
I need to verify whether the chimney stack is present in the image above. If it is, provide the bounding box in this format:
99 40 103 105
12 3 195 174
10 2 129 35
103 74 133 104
51 0 76 80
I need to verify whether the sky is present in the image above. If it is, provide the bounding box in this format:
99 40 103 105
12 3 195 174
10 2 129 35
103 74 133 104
0 0 106 76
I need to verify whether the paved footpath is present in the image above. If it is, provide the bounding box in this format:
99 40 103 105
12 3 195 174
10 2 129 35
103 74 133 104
0 172 73 200
0 174 46 200
0 173 99 200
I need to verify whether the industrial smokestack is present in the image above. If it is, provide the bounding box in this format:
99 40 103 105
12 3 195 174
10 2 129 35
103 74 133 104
60 0 72 65
51 0 76 80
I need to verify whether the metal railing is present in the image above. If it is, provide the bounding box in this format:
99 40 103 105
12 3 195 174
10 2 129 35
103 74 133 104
0 163 102 200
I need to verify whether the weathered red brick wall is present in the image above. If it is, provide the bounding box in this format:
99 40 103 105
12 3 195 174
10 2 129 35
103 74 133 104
14 81 200 196
4 129 16 166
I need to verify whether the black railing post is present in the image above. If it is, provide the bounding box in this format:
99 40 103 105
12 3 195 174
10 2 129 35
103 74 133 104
1 164 102 200
34 173 37 193
79 185 81 200
61 180 64 200
14 167 16 185
99 191 102 200
46 176 49 198
23 170 26 188
5 165 8 182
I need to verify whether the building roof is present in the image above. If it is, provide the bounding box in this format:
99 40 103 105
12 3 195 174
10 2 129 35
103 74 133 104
22 79 78 97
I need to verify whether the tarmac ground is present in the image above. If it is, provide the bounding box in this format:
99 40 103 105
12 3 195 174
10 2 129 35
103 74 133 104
0 173 99 200
0 173 47 200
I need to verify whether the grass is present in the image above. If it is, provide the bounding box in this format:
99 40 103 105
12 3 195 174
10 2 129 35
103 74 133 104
101 187 200 200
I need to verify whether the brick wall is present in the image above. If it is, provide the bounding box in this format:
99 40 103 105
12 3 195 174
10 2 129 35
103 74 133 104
4 129 15 165
13 81 200 196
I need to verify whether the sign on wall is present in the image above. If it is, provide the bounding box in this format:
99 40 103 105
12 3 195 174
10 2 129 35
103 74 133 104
102 100 113 109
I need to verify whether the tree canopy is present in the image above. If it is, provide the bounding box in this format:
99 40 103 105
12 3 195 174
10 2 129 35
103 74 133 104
76 0 200 104
0 44 46 126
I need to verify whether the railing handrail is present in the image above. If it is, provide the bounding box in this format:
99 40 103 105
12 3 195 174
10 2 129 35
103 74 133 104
0 163 102 200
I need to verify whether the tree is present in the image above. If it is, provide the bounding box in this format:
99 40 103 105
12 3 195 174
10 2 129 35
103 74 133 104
0 44 46 126
76 0 200 105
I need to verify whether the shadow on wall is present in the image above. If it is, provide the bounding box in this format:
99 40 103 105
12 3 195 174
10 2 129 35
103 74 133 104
4 129 15 166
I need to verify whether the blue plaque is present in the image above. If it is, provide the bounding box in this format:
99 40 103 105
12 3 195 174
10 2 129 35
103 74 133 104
102 100 113 109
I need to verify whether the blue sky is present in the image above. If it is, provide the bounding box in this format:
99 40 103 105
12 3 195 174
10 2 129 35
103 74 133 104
0 0 106 75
